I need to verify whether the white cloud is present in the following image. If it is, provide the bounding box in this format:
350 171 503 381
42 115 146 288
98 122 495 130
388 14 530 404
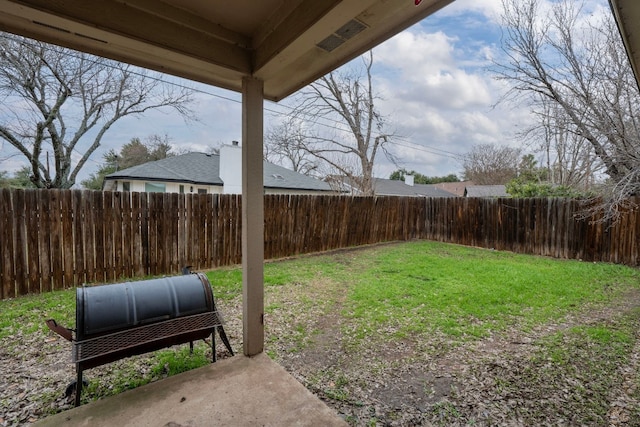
374 31 457 74
438 0 504 23
365 24 533 177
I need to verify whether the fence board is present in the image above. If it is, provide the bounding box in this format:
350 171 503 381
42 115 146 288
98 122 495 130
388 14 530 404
120 190 132 279
13 190 28 296
214 195 224 266
234 195 242 264
92 191 105 283
72 191 85 286
25 190 40 293
61 190 74 288
112 192 124 280
132 192 145 277
178 193 187 268
38 190 52 292
82 191 95 283
0 190 16 298
190 194 201 269
209 195 218 267
198 194 207 269
148 193 160 275
185 194 194 267
102 192 113 282
159 192 168 271
164 192 174 272
170 192 179 273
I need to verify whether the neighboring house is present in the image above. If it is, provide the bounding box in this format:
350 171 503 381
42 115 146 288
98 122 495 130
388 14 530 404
328 175 456 197
433 181 473 197
103 144 334 195
373 177 456 197
464 185 509 198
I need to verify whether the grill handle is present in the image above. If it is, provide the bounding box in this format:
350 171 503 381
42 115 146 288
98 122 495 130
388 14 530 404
46 319 74 342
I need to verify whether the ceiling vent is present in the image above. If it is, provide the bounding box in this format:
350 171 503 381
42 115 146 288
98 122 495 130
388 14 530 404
317 19 368 52
33 21 107 44
33 21 70 34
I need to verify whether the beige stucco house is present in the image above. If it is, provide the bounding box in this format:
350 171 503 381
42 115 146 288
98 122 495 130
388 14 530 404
103 143 334 195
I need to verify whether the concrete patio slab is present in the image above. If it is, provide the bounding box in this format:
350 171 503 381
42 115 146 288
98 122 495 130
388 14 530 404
34 353 347 427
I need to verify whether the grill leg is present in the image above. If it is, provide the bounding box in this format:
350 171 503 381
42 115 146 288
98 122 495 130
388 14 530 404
189 341 194 354
211 330 217 362
217 326 234 356
75 369 83 407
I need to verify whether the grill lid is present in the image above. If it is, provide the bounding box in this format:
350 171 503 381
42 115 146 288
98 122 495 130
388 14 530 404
76 274 214 339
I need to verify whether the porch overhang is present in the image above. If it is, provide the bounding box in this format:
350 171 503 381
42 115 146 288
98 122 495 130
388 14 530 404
609 0 640 86
0 0 454 102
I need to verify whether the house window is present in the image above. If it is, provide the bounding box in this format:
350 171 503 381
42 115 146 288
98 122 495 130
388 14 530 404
197 188 207 194
122 181 130 192
145 182 166 193
179 185 184 194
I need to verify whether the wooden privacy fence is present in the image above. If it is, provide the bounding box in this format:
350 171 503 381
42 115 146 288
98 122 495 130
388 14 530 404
1 188 638 299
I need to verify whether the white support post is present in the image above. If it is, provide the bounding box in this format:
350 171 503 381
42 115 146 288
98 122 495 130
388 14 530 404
241 76 264 356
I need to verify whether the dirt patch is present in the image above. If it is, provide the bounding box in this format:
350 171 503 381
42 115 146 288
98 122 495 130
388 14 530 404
266 287 640 426
373 369 455 408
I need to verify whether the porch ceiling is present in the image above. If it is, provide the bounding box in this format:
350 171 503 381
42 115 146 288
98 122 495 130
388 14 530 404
610 0 640 86
0 0 453 101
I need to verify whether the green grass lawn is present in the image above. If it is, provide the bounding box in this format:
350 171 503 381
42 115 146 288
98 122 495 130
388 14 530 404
208 241 640 341
0 241 640 352
347 243 637 339
5 240 636 343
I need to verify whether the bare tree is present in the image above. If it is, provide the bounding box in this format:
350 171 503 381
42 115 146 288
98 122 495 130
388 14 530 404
496 0 640 219
534 98 601 191
264 117 318 176
462 144 521 184
292 51 395 196
0 33 195 189
145 134 174 162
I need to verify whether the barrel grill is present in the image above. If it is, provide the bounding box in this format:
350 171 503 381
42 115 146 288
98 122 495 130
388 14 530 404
46 273 233 406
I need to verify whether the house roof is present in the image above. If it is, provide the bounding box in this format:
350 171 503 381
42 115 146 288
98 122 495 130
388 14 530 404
106 152 223 186
433 181 472 197
104 152 333 192
609 0 640 86
373 178 456 197
464 185 509 198
0 0 454 102
262 162 332 191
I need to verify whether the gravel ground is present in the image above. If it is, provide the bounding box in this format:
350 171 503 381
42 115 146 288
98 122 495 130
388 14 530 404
2 268 640 426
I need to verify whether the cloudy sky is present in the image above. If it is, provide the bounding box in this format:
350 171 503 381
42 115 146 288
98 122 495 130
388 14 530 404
0 0 612 184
